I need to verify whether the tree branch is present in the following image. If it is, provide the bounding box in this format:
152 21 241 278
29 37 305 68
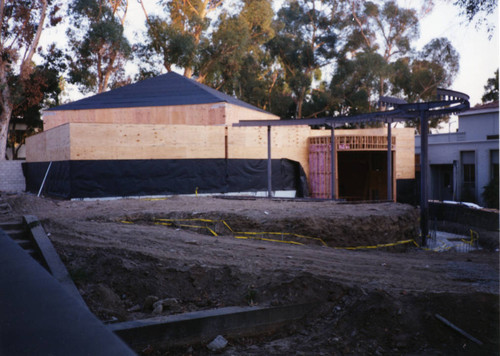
20 0 48 80
0 0 5 51
350 0 371 47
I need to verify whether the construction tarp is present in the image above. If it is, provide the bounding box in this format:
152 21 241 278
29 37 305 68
23 159 308 199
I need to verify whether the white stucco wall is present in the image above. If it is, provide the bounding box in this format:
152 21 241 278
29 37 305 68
415 105 499 206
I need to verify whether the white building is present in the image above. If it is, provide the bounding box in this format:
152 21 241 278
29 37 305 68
415 101 499 207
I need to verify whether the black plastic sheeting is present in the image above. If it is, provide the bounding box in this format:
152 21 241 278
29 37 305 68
23 159 309 199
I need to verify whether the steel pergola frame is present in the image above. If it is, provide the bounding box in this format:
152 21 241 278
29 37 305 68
232 88 470 245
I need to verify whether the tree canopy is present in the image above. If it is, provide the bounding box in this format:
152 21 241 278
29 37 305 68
66 0 132 93
482 69 499 103
0 0 471 159
0 0 62 159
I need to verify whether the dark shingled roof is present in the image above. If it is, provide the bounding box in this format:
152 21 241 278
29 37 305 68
47 72 268 113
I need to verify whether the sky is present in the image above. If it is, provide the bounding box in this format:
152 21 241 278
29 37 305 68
410 1 499 107
43 0 499 112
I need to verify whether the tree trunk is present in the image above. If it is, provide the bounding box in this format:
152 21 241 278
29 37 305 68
296 86 307 119
0 103 12 160
184 67 193 79
0 62 12 160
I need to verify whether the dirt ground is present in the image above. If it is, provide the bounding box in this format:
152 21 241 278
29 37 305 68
3 193 499 355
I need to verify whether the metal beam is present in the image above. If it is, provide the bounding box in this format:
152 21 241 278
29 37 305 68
267 125 272 198
387 122 392 201
330 125 335 200
420 111 429 246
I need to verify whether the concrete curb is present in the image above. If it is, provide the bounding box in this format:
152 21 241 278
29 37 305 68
109 303 316 349
23 215 88 309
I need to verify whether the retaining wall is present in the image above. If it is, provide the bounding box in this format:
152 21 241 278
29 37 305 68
0 160 25 192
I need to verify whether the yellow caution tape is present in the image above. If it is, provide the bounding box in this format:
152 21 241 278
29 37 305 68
120 220 134 224
155 218 215 223
461 229 479 246
234 235 304 245
332 239 418 250
233 231 327 246
222 220 234 232
206 227 218 237
122 218 417 250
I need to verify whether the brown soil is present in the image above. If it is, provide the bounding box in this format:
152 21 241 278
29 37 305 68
3 193 499 355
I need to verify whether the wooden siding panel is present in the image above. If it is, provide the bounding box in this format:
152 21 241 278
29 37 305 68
42 103 233 130
26 124 71 162
68 124 225 160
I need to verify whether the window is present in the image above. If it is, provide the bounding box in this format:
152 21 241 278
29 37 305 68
491 150 499 181
463 164 475 183
461 151 475 202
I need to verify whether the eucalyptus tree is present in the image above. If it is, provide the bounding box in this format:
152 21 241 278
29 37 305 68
142 0 224 78
67 0 132 93
482 69 499 103
392 37 459 102
390 37 460 132
330 0 420 114
267 0 337 118
454 0 497 35
200 0 275 97
0 0 62 160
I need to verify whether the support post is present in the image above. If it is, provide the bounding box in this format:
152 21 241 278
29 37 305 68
267 125 272 198
387 121 392 201
420 112 429 246
330 125 335 200
38 161 53 197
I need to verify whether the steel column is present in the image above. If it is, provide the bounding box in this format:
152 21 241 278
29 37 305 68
387 122 392 201
330 126 336 200
267 125 272 198
420 112 429 246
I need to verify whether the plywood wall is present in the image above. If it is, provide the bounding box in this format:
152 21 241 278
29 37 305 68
27 123 226 162
26 124 71 162
42 103 227 131
227 126 312 173
225 104 279 125
43 103 278 131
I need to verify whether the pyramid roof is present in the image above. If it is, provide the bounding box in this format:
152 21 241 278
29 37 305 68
48 72 268 114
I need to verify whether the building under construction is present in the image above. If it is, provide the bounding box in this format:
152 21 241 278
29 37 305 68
24 72 415 200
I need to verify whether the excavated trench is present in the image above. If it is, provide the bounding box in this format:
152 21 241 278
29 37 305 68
3 194 498 355
113 209 420 249
49 209 498 355
54 243 499 355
